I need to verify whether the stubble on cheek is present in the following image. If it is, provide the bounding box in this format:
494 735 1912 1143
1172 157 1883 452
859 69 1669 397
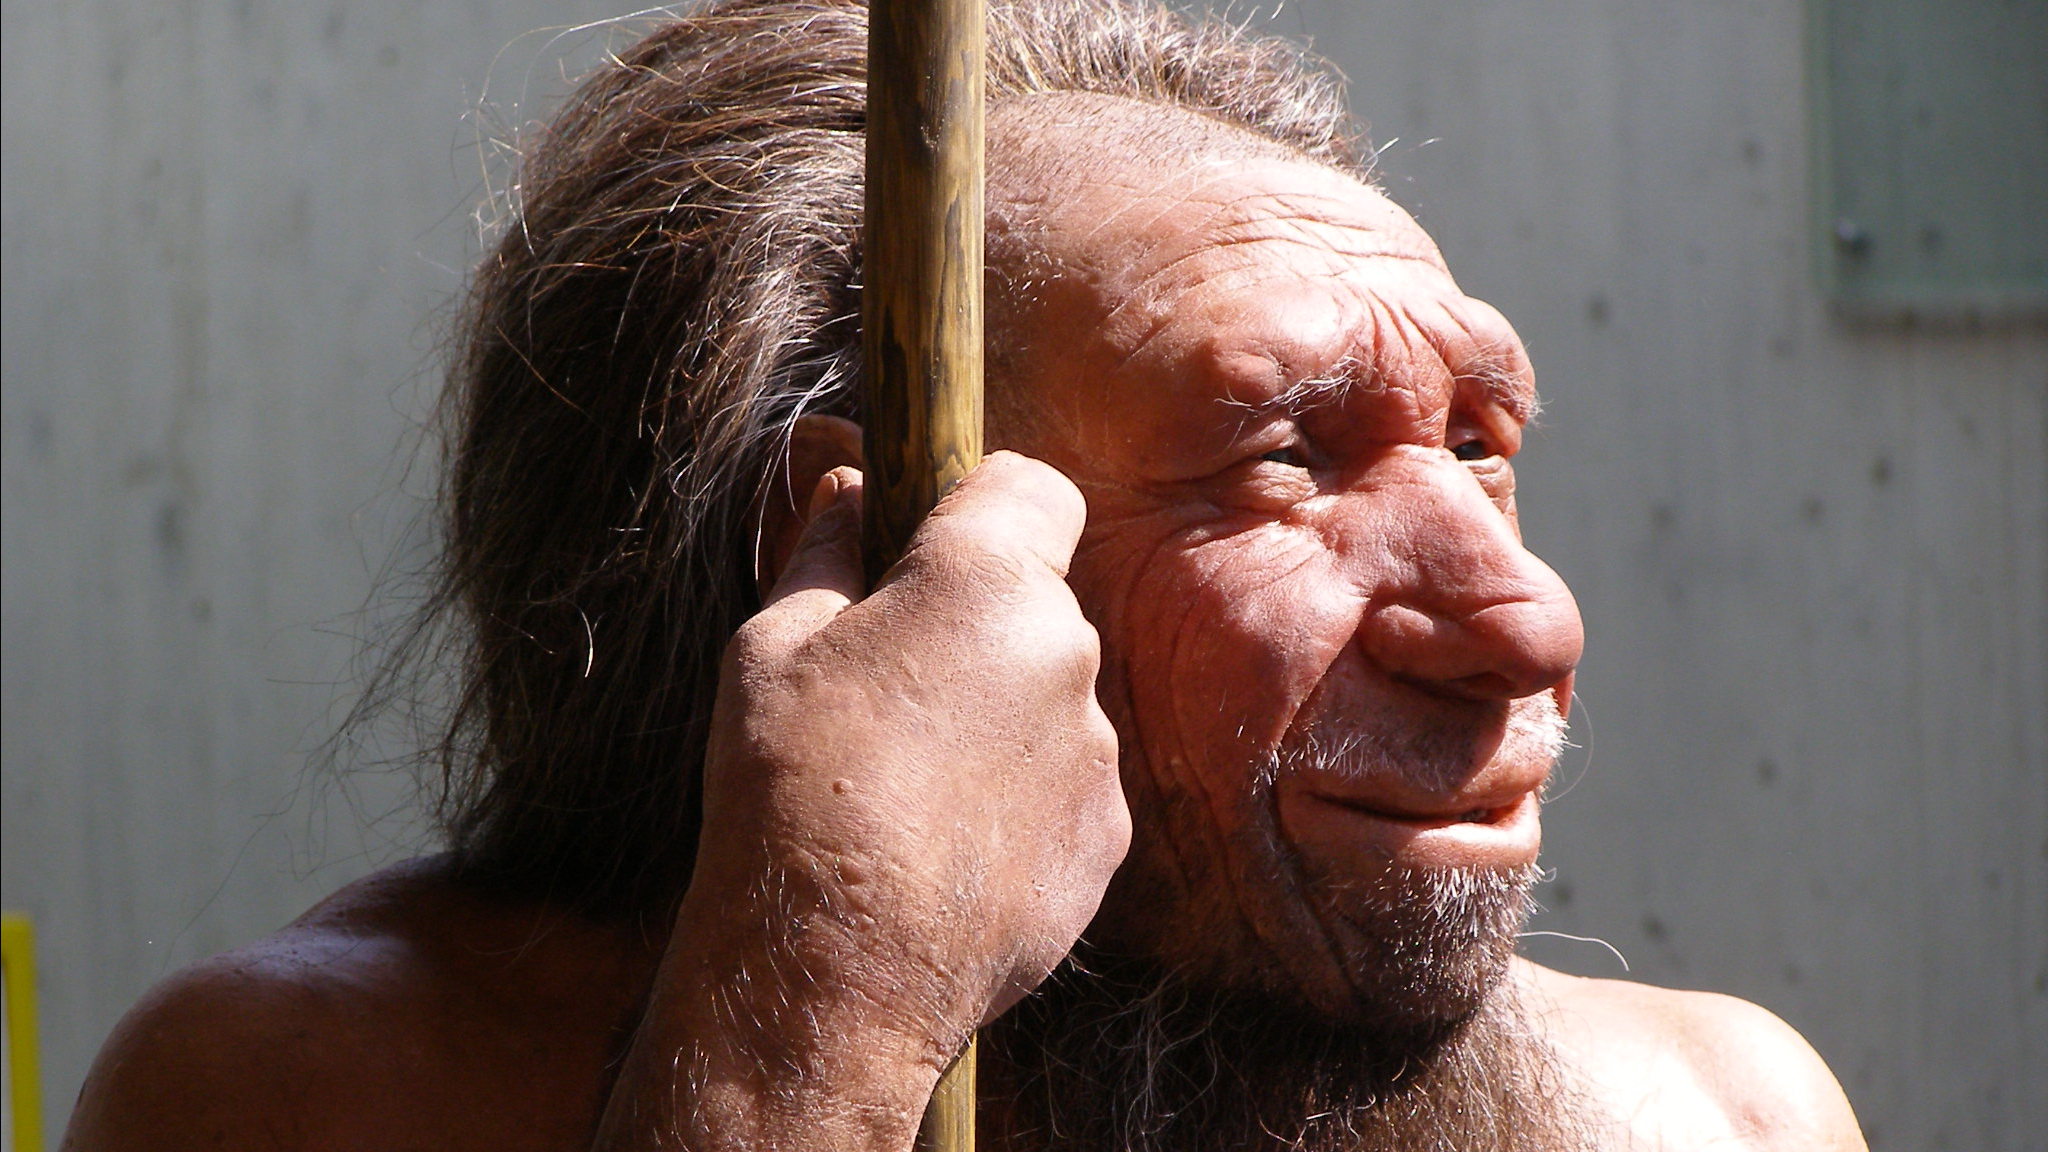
1258 693 1565 1024
1070 503 1563 1023
1076 584 1337 990
1093 692 1563 1030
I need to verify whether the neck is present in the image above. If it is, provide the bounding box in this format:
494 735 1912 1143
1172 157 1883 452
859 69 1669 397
981 951 1600 1152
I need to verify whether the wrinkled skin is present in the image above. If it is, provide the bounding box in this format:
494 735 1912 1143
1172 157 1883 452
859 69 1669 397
63 134 1866 1152
594 455 1131 1149
990 152 1582 1019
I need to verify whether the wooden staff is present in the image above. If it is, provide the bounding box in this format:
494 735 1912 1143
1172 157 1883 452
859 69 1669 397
861 0 985 1146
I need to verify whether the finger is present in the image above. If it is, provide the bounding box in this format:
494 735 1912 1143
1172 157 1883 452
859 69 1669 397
899 451 1089 580
758 467 868 632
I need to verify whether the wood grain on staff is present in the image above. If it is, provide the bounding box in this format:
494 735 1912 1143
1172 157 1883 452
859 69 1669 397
862 0 986 1145
862 0 985 586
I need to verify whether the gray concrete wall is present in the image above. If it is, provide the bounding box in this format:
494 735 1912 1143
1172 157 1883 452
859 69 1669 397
4 0 2042 1147
0 0 651 1131
1264 3 2047 1149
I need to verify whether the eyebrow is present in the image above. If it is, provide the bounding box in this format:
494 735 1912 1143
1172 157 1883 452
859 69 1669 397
1265 359 1360 415
1224 354 1540 425
1213 356 1357 419
1456 359 1541 425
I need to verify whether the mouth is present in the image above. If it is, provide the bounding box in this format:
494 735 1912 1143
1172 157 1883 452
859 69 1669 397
1277 788 1543 871
1321 793 1526 827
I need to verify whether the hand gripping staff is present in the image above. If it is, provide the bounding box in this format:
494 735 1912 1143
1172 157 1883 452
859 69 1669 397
861 0 986 1146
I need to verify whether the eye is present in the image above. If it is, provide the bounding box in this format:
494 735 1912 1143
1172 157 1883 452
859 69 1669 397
1450 438 1493 462
1260 447 1307 467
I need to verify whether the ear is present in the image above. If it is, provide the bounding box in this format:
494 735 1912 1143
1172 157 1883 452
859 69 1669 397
759 414 865 596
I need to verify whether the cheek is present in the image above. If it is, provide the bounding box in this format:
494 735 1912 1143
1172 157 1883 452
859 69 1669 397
1078 517 1367 788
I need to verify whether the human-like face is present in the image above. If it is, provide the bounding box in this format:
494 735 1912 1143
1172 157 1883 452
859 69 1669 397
993 153 1584 1019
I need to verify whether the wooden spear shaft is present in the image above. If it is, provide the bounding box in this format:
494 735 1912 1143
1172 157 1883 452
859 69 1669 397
861 0 985 1146
863 0 984 583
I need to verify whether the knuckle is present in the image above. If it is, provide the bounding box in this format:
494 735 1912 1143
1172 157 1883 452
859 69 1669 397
726 607 806 663
1038 610 1104 686
925 453 1086 566
1097 792 1134 862
901 526 1038 596
723 614 778 668
995 610 1099 696
982 451 1085 519
1087 708 1120 762
1064 611 1105 668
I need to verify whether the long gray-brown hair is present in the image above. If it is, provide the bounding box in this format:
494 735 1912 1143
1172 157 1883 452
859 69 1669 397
429 0 1360 910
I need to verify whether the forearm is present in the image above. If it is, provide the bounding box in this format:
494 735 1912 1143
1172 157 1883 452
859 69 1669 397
592 862 953 1152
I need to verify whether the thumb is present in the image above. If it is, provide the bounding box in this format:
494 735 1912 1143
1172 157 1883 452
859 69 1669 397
758 466 869 632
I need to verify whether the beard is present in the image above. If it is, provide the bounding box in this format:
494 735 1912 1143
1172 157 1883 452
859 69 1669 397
982 694 1598 1150
982 864 1598 1152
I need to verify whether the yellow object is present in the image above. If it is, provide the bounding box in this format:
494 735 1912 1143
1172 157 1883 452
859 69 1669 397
914 1036 976 1152
1 914 42 1152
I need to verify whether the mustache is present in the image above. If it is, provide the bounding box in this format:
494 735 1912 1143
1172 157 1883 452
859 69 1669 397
1260 691 1569 794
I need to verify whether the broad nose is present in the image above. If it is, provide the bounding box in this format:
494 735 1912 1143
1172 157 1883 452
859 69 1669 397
1350 451 1583 701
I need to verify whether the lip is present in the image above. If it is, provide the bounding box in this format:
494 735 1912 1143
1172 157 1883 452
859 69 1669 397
1276 787 1543 871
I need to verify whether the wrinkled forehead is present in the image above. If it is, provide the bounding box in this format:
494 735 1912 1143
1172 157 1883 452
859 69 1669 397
1053 162 1457 364
985 101 1528 430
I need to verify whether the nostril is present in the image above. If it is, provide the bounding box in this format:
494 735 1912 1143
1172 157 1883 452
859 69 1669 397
1446 670 1524 699
1360 594 1582 701
1468 597 1582 682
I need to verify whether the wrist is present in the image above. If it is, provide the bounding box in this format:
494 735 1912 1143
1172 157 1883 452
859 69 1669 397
596 857 957 1151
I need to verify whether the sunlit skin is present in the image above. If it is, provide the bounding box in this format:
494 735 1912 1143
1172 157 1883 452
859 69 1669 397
62 121 1867 1152
986 150 1582 1015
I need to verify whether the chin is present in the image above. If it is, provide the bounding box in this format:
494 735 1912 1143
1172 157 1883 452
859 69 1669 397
1091 689 1563 1031
997 702 1572 1151
1092 808 1540 1037
1295 857 1539 1034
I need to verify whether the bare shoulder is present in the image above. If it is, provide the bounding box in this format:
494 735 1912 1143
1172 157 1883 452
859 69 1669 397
65 857 659 1152
1514 959 1866 1152
64 860 446 1150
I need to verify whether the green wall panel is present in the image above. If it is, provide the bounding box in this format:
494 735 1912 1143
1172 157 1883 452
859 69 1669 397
1812 0 2048 317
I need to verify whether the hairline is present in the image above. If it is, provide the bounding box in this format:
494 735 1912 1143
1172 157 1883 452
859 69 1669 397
984 93 1367 439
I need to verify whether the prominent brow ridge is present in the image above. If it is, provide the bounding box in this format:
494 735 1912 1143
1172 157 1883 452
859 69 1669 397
1454 358 1539 425
1221 354 1538 427
1217 355 1365 419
